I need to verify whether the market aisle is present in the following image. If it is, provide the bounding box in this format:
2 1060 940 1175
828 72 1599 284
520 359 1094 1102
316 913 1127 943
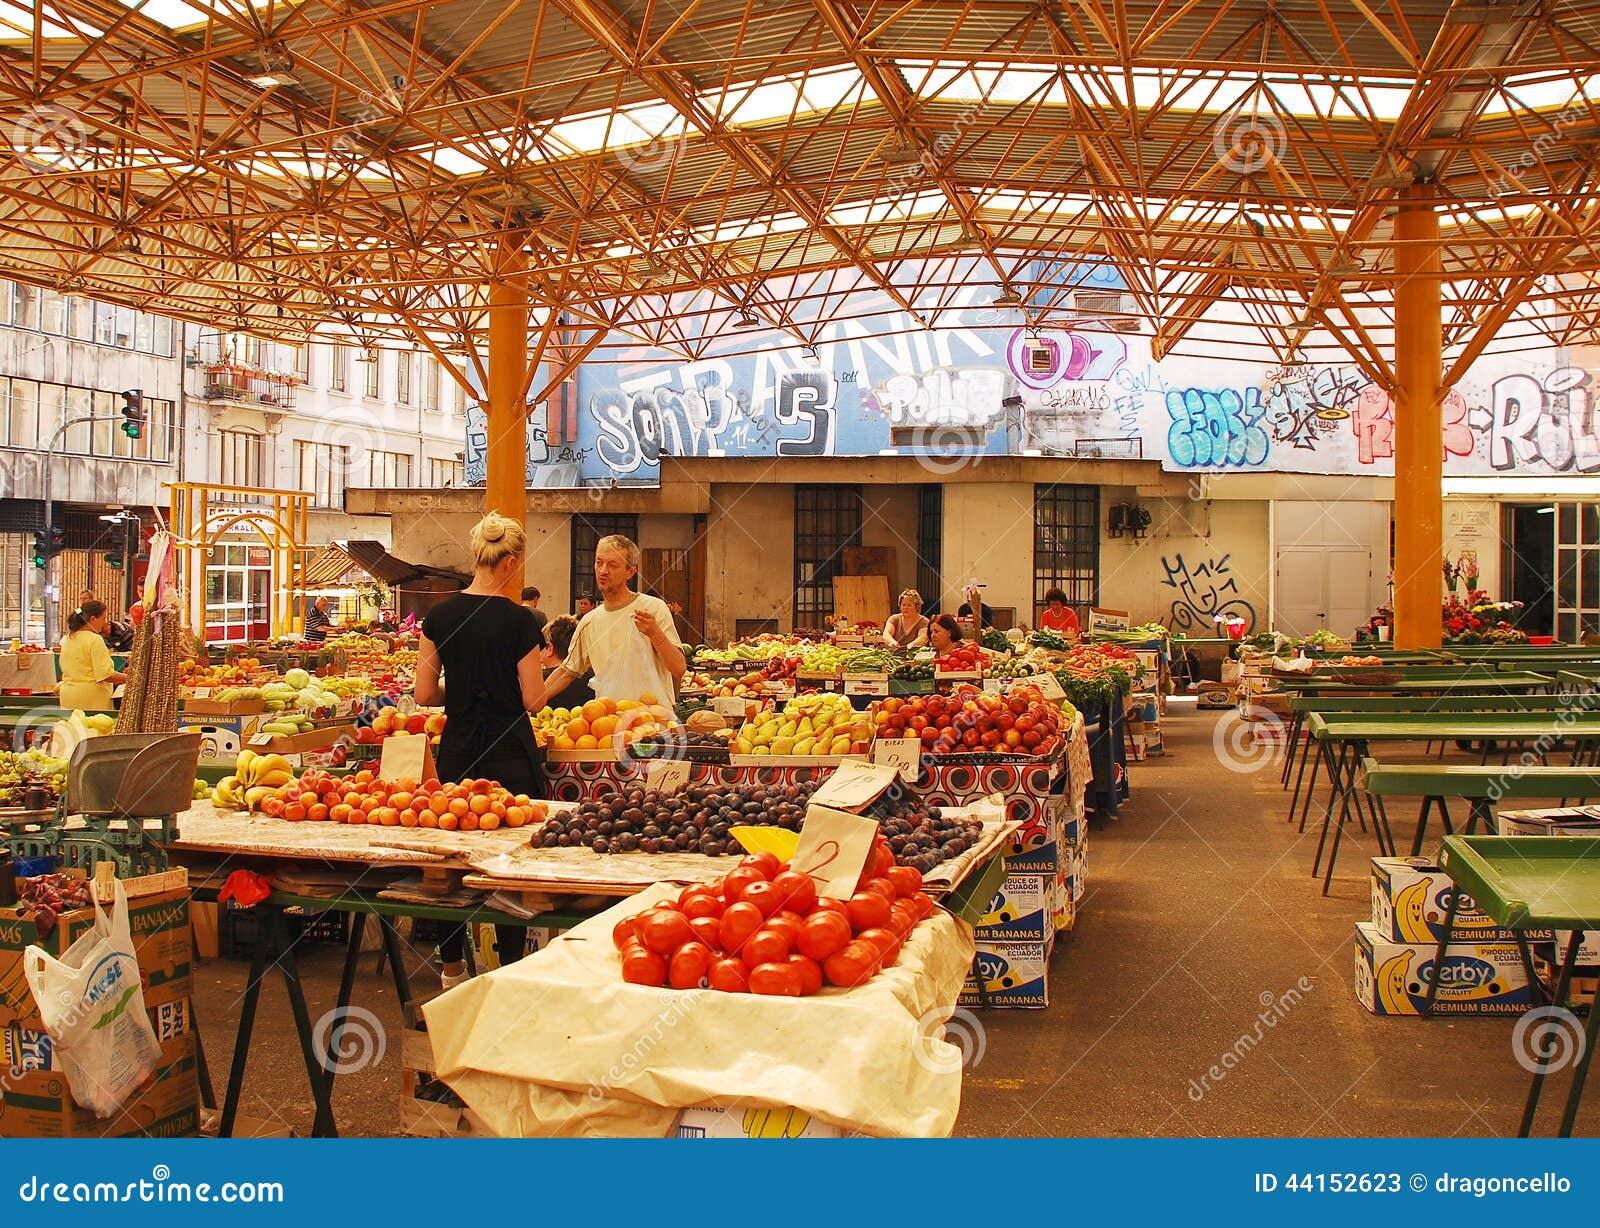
955 702 1600 1138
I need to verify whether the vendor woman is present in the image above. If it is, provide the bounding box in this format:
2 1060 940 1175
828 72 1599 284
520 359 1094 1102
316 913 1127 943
416 512 547 985
927 613 963 653
884 589 929 649
58 600 126 711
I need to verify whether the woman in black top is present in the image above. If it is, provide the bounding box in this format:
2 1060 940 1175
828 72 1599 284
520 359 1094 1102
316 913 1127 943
417 512 547 985
542 615 594 711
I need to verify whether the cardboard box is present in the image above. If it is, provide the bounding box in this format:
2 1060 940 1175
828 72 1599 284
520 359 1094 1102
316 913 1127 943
180 697 267 716
243 722 354 758
400 1028 495 1139
960 937 1053 1008
0 1031 197 1139
1196 685 1233 709
178 713 265 761
1352 921 1533 1016
673 1105 852 1139
1545 931 1600 965
975 872 1051 941
1495 807 1600 837
1369 857 1540 944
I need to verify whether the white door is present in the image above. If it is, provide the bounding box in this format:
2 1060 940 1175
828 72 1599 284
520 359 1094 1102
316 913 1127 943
1275 547 1373 640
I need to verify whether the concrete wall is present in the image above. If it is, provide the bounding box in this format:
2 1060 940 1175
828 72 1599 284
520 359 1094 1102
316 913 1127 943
704 484 795 641
940 483 1036 620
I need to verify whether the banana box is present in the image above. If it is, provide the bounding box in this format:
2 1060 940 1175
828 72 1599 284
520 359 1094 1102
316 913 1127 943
177 713 263 762
1496 808 1600 837
975 873 1051 941
1353 922 1533 1016
1370 858 1542 944
673 1105 853 1139
959 937 1053 1008
1545 931 1600 965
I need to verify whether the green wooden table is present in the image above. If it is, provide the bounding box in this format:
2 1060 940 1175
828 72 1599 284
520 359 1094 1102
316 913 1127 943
1306 712 1600 894
1558 666 1600 688
1358 756 1600 854
1435 835 1600 1135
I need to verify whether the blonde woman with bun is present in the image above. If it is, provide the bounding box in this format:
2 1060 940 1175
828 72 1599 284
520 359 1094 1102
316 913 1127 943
884 588 929 648
416 511 547 984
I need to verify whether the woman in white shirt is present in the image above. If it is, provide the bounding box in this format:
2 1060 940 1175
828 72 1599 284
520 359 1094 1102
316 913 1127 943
883 589 930 649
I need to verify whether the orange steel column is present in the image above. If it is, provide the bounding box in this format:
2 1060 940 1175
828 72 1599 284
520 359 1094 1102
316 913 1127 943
1393 191 1443 650
486 240 529 597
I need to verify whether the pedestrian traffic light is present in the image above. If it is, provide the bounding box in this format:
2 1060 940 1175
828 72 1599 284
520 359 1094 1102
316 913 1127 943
120 389 143 438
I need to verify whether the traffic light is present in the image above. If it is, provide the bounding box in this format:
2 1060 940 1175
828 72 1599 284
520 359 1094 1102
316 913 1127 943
31 526 63 569
120 389 143 438
104 552 123 569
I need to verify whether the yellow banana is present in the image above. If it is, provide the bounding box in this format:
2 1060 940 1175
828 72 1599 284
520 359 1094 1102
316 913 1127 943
256 769 295 788
1377 949 1414 1014
741 1107 809 1138
257 754 294 777
211 778 239 808
243 785 274 809
1394 879 1431 943
236 749 259 785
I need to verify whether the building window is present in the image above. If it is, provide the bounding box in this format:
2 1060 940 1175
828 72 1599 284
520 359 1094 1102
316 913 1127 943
423 358 440 410
1555 502 1600 643
1033 483 1100 619
917 485 942 615
367 449 413 487
40 290 65 335
294 440 349 508
792 485 862 629
329 346 348 392
426 457 463 487
1 379 173 463
290 344 310 382
571 514 639 608
396 352 412 404
204 541 273 643
212 430 264 492
12 283 38 330
363 351 380 398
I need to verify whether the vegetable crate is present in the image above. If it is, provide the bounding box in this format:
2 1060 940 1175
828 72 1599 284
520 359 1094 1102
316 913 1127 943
399 1024 493 1138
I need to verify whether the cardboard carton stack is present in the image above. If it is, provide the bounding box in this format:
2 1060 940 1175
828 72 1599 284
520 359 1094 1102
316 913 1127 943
960 788 1088 1009
0 868 197 1137
1125 691 1163 760
1497 807 1600 1003
1353 857 1533 1016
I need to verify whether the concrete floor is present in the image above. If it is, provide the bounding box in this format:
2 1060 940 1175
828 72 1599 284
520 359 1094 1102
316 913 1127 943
191 702 1600 1137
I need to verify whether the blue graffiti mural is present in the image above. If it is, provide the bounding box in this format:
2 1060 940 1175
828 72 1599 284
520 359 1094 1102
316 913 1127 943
1165 386 1271 469
1161 553 1257 633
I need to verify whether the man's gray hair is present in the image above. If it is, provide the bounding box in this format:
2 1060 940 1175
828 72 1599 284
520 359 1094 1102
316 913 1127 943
596 534 641 572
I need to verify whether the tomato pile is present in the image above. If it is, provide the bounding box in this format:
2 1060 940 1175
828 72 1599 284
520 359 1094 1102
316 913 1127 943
870 686 1063 756
613 839 937 995
933 642 986 672
254 767 547 830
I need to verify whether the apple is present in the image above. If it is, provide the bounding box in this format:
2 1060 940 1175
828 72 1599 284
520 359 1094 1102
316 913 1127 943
424 714 446 737
372 711 395 737
406 712 428 735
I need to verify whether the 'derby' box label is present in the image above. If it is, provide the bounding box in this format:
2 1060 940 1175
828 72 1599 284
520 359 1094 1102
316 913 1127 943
1353 922 1532 1016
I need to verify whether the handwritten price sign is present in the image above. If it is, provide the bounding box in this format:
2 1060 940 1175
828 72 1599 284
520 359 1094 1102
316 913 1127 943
791 805 880 899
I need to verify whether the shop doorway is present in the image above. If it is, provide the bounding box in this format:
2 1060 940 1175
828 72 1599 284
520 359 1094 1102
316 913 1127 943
916 485 941 617
1501 503 1555 636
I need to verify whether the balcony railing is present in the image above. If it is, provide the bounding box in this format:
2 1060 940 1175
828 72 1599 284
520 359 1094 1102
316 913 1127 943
201 363 299 409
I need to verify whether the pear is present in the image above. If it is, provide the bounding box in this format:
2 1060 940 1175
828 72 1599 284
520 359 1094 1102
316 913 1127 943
829 735 852 755
793 736 816 756
772 737 795 755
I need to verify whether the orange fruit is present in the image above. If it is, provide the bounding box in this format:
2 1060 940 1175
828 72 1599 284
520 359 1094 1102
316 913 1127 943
308 803 330 822
419 808 439 828
591 714 618 738
582 699 608 723
390 791 413 811
503 806 525 828
377 807 400 826
438 811 459 831
616 699 640 712
448 797 470 818
354 770 374 785
420 777 441 793
299 791 319 808
430 792 450 813
638 691 658 705
469 794 491 816
330 804 352 823
552 735 576 750
472 779 493 795
565 718 589 740
575 734 599 750
342 791 362 808
514 793 532 807
479 813 500 831
399 809 419 827
347 806 368 824
527 800 548 819
489 801 507 820
460 813 480 832
284 803 307 822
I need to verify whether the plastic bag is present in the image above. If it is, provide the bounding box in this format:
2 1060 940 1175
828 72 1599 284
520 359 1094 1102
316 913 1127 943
23 879 161 1117
590 623 667 704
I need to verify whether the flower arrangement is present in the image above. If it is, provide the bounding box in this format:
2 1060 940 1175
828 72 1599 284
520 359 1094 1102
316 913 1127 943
1443 558 1460 593
1442 590 1527 643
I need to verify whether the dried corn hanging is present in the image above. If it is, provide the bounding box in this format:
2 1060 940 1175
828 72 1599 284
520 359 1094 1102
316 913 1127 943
115 530 182 734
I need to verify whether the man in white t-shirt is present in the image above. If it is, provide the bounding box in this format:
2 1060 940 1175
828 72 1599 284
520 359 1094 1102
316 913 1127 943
537 534 685 705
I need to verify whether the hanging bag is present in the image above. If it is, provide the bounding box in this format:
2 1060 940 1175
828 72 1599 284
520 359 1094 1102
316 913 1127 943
23 879 161 1117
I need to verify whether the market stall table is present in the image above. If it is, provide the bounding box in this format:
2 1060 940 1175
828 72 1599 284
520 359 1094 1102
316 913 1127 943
1433 836 1600 1136
1356 757 1600 854
1305 712 1600 894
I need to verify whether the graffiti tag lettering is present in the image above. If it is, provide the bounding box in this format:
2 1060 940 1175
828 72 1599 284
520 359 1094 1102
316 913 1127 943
1165 387 1270 468
1476 367 1600 472
1160 553 1257 633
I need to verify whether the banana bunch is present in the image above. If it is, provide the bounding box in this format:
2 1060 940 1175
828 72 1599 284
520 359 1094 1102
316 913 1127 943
212 749 297 811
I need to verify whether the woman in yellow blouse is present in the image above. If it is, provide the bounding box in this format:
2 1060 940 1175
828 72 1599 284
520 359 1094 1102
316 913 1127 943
59 600 126 711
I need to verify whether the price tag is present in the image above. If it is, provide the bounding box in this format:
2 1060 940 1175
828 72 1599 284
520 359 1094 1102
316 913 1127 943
982 678 1002 694
843 675 889 697
379 733 436 783
1033 673 1066 701
645 757 691 795
248 732 275 747
810 759 899 812
792 805 880 899
191 687 211 699
712 695 749 717
871 737 921 781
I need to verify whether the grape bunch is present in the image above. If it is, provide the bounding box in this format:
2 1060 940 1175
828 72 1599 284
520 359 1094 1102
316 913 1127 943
0 749 67 808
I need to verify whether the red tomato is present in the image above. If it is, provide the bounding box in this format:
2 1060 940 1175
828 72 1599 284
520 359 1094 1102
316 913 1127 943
721 866 766 904
765 912 804 951
748 961 803 996
621 946 668 987
740 852 781 880
871 842 895 880
681 892 725 920
679 884 716 907
719 901 763 953
863 877 898 905
688 915 724 950
708 957 749 993
912 892 936 920
612 917 638 951
770 870 818 916
786 953 824 995
857 927 900 965
887 865 923 898
638 909 693 957
919 726 939 746
847 891 893 932
668 941 714 990
744 926 792 966
889 900 918 938
823 940 881 988
797 910 852 961
811 896 849 918
741 880 783 918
